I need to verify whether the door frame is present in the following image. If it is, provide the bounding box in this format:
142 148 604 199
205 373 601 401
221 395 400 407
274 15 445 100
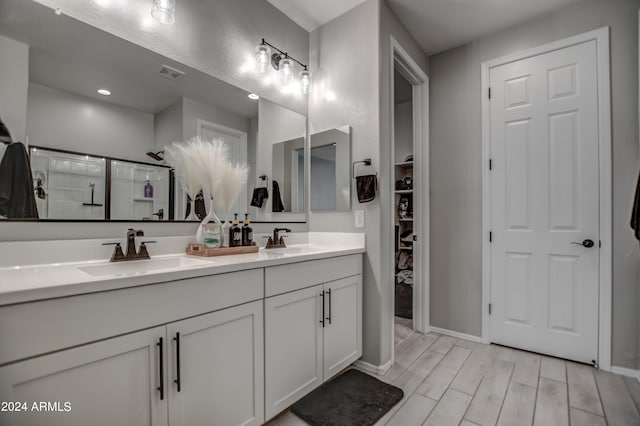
480 27 612 370
389 36 430 364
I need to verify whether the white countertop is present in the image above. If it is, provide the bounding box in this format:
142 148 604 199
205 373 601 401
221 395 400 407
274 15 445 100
0 233 365 306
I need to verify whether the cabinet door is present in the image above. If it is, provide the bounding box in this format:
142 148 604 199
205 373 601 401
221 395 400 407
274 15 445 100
264 285 323 421
323 275 362 380
167 300 263 426
0 327 167 426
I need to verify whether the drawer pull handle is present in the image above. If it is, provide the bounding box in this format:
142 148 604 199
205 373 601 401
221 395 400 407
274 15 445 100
157 337 164 400
320 291 325 328
174 332 181 392
326 288 332 325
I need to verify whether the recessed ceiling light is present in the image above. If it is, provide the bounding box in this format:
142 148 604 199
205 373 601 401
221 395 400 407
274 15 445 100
97 89 111 96
248 93 260 100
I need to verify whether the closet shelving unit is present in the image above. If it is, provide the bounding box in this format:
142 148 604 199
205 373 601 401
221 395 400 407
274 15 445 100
394 160 414 320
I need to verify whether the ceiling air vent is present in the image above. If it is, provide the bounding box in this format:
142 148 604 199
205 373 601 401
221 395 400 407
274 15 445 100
155 64 185 81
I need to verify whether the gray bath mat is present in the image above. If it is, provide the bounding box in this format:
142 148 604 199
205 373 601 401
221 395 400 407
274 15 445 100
290 369 404 426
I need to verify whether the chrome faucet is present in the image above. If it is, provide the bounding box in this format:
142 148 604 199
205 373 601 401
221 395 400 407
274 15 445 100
103 229 154 262
265 228 291 249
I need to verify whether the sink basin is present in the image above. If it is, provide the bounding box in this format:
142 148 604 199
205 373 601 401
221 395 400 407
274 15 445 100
78 256 210 277
264 246 319 255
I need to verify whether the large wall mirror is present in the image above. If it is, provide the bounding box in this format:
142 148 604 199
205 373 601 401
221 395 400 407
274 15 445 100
309 126 351 212
0 0 306 222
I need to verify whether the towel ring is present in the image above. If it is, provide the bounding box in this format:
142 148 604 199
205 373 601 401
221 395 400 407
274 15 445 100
353 159 377 179
259 174 269 188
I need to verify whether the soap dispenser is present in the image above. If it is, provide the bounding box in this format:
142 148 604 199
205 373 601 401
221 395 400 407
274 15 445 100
229 213 242 247
242 213 253 246
144 179 154 198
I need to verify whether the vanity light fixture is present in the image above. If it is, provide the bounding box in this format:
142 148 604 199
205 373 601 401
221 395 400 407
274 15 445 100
278 56 294 85
248 93 260 100
300 68 312 95
97 89 111 96
255 43 271 74
255 39 312 94
151 0 176 24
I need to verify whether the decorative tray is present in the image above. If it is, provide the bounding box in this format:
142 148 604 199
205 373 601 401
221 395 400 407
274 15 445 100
186 242 259 257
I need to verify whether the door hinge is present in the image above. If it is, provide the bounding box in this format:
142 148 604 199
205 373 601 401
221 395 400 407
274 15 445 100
489 159 493 170
599 240 602 248
488 87 492 99
489 303 493 315
489 231 493 243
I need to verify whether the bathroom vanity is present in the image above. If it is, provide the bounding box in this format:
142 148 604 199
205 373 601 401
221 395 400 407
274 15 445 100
0 235 364 426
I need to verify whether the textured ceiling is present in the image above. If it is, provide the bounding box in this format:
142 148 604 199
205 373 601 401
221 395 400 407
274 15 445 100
266 0 367 31
269 0 590 54
386 0 590 54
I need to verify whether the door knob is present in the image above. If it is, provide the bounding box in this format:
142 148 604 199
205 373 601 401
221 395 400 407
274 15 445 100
571 239 595 248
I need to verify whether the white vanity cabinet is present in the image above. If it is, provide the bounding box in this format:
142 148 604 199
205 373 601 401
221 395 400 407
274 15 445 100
0 270 264 426
264 255 362 421
0 326 168 426
0 251 363 426
0 301 264 426
167 300 263 426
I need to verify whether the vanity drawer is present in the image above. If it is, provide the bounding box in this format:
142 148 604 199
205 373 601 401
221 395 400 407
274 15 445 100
265 254 362 297
0 268 263 366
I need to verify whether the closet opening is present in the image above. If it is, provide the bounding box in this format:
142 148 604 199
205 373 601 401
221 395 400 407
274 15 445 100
393 68 416 347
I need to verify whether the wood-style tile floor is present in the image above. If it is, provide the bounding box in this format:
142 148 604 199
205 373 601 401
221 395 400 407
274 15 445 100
267 329 640 426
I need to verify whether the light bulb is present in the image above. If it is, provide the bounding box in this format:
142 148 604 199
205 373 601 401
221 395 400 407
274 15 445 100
279 57 294 85
300 69 312 94
151 0 175 24
255 44 271 74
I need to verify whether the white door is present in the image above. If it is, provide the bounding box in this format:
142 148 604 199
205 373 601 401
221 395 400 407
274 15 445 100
489 40 600 364
0 327 167 426
197 119 248 218
264 285 323 421
323 276 362 380
167 301 264 426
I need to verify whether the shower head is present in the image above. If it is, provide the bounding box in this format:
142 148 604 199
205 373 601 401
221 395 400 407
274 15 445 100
146 150 164 161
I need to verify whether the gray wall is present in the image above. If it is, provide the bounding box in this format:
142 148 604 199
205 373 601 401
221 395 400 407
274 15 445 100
27 83 155 163
0 34 28 142
309 0 382 365
182 97 252 142
394 101 412 161
429 0 640 369
308 0 428 366
153 99 183 152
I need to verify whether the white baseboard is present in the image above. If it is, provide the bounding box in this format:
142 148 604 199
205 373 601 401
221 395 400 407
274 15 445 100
430 326 483 343
611 365 640 381
354 359 392 376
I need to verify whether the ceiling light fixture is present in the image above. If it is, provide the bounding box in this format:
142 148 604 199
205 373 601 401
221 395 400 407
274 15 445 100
255 39 312 94
151 0 175 24
97 89 111 96
248 93 260 100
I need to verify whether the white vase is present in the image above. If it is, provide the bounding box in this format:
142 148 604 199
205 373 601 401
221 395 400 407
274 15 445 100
186 198 197 221
196 198 222 243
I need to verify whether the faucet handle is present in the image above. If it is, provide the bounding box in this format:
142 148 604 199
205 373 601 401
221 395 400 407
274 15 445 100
103 242 126 262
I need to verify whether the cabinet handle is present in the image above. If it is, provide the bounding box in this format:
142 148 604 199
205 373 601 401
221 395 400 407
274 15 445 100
174 332 181 392
157 337 164 400
326 288 332 325
320 291 325 328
